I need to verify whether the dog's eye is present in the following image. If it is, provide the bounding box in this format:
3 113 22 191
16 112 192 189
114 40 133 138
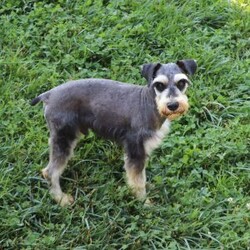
176 80 187 91
154 82 166 92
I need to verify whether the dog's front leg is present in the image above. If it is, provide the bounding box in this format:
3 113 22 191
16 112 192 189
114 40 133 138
124 155 147 200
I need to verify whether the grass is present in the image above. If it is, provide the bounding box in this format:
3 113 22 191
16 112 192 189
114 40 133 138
0 0 249 249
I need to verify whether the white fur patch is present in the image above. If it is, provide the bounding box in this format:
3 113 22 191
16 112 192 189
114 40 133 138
174 73 189 83
144 119 170 155
153 75 169 84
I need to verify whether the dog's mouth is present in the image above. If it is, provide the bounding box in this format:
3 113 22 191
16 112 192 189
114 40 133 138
161 109 187 120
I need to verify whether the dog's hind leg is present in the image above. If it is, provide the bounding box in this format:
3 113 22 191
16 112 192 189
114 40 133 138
42 124 79 206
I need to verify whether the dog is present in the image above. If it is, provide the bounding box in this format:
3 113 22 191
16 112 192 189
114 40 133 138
31 59 197 206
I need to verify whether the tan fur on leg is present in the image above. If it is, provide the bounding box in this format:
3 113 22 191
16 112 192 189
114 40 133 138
43 136 78 206
124 156 146 200
42 168 49 180
43 160 75 206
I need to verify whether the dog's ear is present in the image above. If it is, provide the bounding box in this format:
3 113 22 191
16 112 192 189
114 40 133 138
141 63 162 85
177 59 197 76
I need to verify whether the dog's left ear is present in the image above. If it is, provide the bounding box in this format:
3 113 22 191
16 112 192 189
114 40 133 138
141 63 162 85
177 59 197 75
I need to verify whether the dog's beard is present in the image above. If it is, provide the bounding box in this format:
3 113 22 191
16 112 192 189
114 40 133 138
167 113 183 121
162 103 189 120
155 94 189 121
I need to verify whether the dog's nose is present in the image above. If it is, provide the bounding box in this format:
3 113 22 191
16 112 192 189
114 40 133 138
167 102 179 111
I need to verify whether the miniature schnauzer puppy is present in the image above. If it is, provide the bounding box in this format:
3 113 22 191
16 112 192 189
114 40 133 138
31 59 197 206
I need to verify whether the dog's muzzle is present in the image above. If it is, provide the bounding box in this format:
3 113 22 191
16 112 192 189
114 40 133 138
162 100 189 121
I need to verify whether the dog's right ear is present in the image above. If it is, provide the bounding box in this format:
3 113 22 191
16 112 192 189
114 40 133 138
141 63 162 85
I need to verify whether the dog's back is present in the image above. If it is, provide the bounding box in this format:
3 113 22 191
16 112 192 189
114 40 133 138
32 79 155 141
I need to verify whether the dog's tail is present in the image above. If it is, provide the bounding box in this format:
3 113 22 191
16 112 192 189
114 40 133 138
30 91 50 106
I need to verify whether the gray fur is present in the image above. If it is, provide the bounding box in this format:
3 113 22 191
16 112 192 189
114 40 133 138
43 79 160 138
31 60 197 206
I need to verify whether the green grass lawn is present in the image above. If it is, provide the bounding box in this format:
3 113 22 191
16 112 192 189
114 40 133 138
0 0 249 249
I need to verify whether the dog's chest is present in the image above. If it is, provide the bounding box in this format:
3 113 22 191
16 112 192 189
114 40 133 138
144 120 170 155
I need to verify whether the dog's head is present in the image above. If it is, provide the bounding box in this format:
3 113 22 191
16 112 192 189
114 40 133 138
141 60 197 120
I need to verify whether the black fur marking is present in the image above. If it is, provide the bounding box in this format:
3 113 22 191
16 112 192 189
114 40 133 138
30 96 40 106
176 79 187 91
152 63 162 80
55 125 77 156
177 60 197 76
123 130 154 173
125 138 145 161
141 63 162 86
154 81 166 92
126 158 145 174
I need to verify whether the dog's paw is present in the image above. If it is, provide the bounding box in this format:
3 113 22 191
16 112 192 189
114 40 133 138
58 193 74 207
42 168 49 180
